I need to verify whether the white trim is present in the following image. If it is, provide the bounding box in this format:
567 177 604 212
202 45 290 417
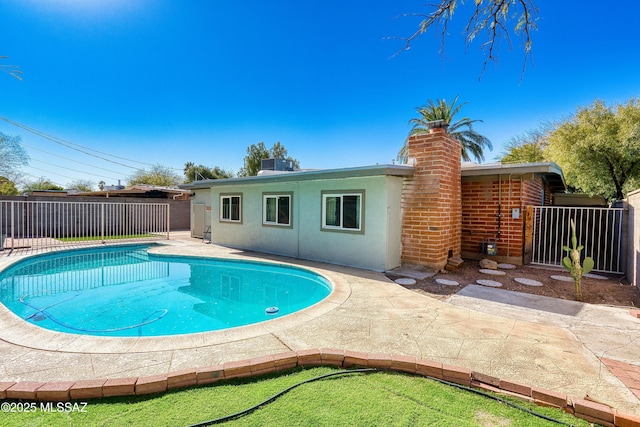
321 192 363 232
220 195 242 223
262 194 291 226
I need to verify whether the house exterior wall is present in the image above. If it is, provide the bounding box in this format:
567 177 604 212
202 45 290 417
460 174 548 264
401 130 462 270
626 189 640 287
197 174 405 271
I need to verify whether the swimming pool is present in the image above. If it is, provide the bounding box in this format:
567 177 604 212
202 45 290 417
0 245 332 337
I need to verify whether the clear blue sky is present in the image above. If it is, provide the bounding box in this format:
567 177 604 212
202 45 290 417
2 0 639 188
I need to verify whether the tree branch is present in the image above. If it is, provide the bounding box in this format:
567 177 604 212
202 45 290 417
604 155 625 200
393 0 538 78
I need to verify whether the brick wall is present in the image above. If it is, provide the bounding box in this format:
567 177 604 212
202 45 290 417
401 130 461 270
461 174 546 263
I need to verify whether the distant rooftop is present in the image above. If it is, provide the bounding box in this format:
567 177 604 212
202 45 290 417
72 185 191 199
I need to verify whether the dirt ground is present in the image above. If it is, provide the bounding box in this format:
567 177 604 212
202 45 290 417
387 259 640 308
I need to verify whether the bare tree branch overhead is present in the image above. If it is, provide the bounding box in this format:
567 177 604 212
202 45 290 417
394 0 538 77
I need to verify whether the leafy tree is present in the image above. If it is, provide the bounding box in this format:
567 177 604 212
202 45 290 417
127 164 182 187
237 142 300 177
0 176 19 195
0 132 29 180
183 162 233 183
499 126 550 164
398 96 492 163
22 178 64 193
238 142 269 177
66 179 95 193
98 180 106 191
545 99 640 201
397 0 538 75
269 142 292 160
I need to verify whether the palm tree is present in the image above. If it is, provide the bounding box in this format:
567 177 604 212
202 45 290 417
397 96 492 163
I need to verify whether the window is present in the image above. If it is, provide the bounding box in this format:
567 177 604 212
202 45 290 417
322 191 363 232
263 193 292 227
220 194 241 222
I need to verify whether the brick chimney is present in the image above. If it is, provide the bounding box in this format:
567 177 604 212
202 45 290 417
401 126 462 270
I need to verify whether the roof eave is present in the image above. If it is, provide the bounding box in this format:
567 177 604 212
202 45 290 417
461 162 566 192
180 164 415 189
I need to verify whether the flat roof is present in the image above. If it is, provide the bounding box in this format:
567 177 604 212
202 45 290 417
181 161 566 192
181 164 415 190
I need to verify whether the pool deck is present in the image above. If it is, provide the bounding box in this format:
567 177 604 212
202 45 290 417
0 234 639 418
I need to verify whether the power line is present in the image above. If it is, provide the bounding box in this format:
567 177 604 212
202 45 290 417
22 143 128 176
20 171 64 187
0 116 158 170
23 165 84 182
29 158 119 181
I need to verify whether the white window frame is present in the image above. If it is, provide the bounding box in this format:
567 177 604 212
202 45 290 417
220 194 242 223
321 191 364 233
262 193 292 227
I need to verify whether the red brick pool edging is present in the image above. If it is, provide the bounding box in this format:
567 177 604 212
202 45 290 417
1 349 638 427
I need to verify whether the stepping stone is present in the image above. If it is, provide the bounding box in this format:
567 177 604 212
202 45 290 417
386 266 435 281
584 273 608 280
395 278 416 285
514 277 543 287
435 278 459 286
497 263 517 270
550 275 574 282
479 269 506 276
476 279 502 287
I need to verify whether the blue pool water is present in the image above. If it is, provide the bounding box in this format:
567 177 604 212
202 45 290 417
0 245 332 337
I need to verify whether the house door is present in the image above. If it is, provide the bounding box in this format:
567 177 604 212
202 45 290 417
192 204 205 238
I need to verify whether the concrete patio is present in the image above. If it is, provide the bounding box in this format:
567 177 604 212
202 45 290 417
0 234 638 417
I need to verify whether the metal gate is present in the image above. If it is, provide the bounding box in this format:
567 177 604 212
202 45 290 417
0 200 170 254
530 206 625 273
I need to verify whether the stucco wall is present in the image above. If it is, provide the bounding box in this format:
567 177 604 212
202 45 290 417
626 189 640 286
197 175 405 271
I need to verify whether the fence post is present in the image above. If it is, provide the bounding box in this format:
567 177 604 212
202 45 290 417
166 204 170 240
101 203 105 244
10 200 15 248
523 205 534 264
620 205 628 275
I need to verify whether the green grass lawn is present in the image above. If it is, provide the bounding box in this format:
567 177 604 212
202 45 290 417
0 367 590 427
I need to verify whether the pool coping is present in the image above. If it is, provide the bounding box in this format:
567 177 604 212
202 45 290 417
1 348 638 426
0 243 351 353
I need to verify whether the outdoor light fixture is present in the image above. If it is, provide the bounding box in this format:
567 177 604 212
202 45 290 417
426 120 449 130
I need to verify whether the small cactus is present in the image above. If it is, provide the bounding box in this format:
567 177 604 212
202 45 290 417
561 219 594 301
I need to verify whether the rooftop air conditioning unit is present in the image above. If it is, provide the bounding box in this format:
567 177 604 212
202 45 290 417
261 158 294 172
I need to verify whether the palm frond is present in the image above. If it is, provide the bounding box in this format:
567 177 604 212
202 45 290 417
403 96 492 163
